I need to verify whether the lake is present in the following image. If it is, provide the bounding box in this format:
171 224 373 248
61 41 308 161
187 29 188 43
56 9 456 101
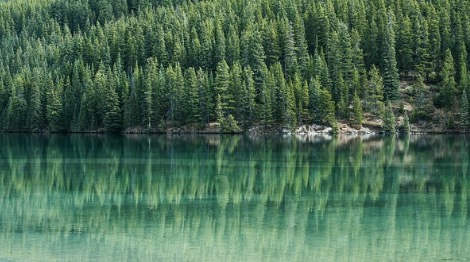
0 134 469 261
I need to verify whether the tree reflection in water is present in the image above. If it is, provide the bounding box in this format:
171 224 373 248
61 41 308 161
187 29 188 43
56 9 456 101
0 134 469 261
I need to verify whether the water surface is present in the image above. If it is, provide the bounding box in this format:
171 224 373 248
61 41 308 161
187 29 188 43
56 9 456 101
0 134 469 261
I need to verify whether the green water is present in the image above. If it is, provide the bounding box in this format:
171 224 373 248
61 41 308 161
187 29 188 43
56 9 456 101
0 134 469 261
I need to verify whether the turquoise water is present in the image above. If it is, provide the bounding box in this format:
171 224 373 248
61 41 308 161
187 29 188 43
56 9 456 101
0 134 469 261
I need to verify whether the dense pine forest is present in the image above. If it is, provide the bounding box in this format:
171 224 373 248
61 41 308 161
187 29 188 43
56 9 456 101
0 0 469 133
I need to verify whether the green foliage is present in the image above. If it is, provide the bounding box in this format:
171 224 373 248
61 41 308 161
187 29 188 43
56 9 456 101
402 111 410 134
221 114 241 133
215 60 233 117
0 0 468 132
413 76 433 121
383 101 396 134
352 91 363 127
435 49 456 110
382 10 399 100
366 65 384 115
319 88 336 127
461 89 470 131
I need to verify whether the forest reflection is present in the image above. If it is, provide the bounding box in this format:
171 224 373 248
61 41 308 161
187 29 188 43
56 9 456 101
1 134 469 261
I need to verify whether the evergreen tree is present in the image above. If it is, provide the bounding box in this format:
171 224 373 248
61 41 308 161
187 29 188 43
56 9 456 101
185 67 201 125
262 20 281 66
413 19 432 79
242 66 256 126
413 75 433 120
427 6 442 76
437 49 457 110
366 65 384 115
104 80 121 132
352 90 363 127
309 76 321 123
383 101 396 133
338 22 354 82
215 94 224 124
47 83 64 132
0 0 469 133
142 59 156 128
197 68 212 124
226 24 240 66
27 74 43 131
214 19 226 65
319 88 336 127
461 89 470 131
402 111 410 134
382 10 399 100
155 26 168 67
283 20 298 80
261 69 274 126
327 30 341 103
272 62 295 127
293 16 309 78
397 15 413 74
214 60 233 117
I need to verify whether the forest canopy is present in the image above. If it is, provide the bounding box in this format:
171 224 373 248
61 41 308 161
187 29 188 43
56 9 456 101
0 0 469 132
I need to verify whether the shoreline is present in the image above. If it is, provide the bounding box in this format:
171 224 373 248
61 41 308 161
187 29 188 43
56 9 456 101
1 123 468 135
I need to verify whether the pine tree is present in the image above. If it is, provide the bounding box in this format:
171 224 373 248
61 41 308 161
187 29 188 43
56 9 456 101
327 30 341 103
262 20 280 66
402 111 410 134
272 62 295 127
293 73 308 125
309 76 321 123
293 16 309 78
142 58 157 128
283 20 298 80
261 68 274 126
367 65 384 115
413 75 433 120
226 24 240 66
351 29 366 78
439 6 453 60
365 15 379 68
214 19 226 65
242 66 256 126
382 10 399 100
189 27 202 68
319 88 336 127
172 63 185 123
230 61 244 121
27 74 43 131
214 60 233 117
338 22 354 82
414 19 432 79
201 21 214 70
427 5 442 76
104 80 122 132
461 89 470 131
397 15 413 74
457 41 468 91
437 49 457 110
47 83 64 132
383 101 396 133
352 90 363 127
155 26 168 67
215 94 224 125
185 67 201 125
197 68 212 124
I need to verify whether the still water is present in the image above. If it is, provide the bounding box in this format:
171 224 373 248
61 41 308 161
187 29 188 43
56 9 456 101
0 134 469 261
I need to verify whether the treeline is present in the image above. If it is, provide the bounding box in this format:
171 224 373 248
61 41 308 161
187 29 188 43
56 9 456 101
0 0 469 132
